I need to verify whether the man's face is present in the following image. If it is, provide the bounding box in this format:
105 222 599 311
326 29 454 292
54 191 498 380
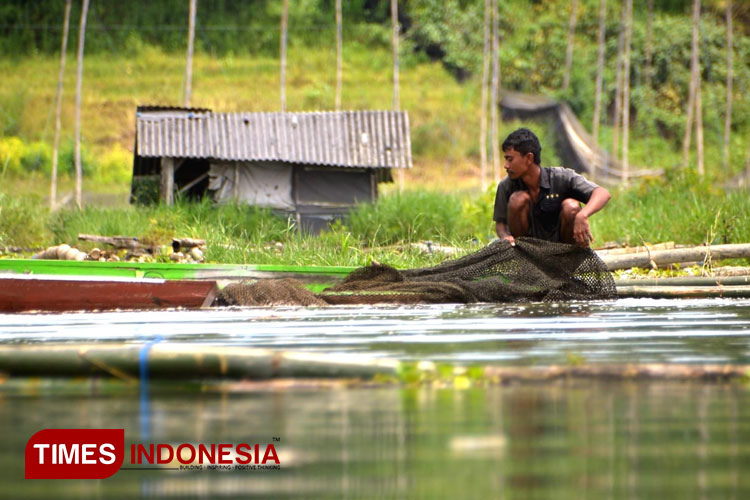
503 147 533 180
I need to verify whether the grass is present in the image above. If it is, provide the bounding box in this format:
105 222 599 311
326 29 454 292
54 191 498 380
2 178 750 268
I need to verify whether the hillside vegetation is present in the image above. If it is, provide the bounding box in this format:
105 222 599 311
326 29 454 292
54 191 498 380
1 0 749 191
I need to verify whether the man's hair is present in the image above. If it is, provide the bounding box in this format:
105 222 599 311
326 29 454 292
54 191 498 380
502 128 542 165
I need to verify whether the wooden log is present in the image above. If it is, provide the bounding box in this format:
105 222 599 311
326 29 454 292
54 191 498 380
616 285 750 298
79 234 141 249
601 243 750 270
172 237 206 252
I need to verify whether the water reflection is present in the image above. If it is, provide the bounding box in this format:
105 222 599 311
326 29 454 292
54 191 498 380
2 298 750 365
3 381 750 498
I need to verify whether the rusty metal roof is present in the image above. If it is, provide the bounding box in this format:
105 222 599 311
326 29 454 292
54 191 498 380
136 108 412 169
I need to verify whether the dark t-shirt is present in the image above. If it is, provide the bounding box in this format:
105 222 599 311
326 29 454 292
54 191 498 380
493 167 599 241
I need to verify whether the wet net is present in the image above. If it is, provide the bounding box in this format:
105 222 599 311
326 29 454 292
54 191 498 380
215 238 616 306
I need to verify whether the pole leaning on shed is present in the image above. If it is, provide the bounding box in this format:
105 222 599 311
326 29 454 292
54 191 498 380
479 0 490 190
280 0 288 112
51 0 72 210
74 0 90 210
184 0 197 107
335 0 343 111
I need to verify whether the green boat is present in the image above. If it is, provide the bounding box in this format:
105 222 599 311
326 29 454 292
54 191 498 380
0 259 355 293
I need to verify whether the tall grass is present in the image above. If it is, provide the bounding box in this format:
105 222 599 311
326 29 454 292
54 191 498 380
2 182 749 265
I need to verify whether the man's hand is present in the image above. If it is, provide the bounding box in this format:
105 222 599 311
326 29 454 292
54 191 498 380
495 222 516 246
573 212 593 247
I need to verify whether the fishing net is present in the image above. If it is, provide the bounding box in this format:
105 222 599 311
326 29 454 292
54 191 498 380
216 238 616 306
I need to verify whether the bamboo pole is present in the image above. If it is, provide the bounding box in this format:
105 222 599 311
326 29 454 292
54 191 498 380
73 0 90 210
335 0 343 111
614 275 750 287
617 285 750 298
562 0 578 91
612 0 626 162
645 0 654 88
696 63 704 175
592 0 606 146
184 0 197 107
0 344 399 379
600 243 750 270
484 363 750 382
391 0 400 111
490 0 500 182
621 0 632 184
280 0 288 112
480 0 490 191
50 0 72 210
723 0 733 173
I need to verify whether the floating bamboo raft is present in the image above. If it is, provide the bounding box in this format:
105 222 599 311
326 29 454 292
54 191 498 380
0 343 748 384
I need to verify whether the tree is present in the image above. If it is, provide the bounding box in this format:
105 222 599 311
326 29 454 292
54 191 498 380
74 0 90 209
479 0 490 190
51 0 72 210
723 0 733 173
335 0 343 111
592 0 606 148
562 0 578 91
280 0 288 112
184 0 197 107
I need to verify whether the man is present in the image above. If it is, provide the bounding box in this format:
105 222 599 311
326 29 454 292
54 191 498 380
493 128 611 247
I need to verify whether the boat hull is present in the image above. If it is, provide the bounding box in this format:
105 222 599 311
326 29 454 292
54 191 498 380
0 274 218 313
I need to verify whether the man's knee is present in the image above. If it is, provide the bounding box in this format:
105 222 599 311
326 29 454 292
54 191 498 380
508 191 531 212
560 198 581 219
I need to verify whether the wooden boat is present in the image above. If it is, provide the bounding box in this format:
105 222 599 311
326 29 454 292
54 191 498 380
0 274 219 313
0 259 355 292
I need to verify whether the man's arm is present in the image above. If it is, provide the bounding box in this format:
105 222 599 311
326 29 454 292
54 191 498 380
573 186 611 246
495 221 516 245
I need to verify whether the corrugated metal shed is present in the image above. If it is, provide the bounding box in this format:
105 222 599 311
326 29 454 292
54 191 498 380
136 108 412 169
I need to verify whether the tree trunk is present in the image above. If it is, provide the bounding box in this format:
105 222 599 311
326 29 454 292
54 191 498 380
335 0 343 111
645 0 654 88
621 0 632 184
391 0 400 111
74 0 90 210
480 0 490 190
592 0 606 148
183 0 197 107
682 0 701 169
50 0 72 210
280 0 288 112
490 0 500 182
723 0 733 173
612 1 626 163
562 0 578 91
